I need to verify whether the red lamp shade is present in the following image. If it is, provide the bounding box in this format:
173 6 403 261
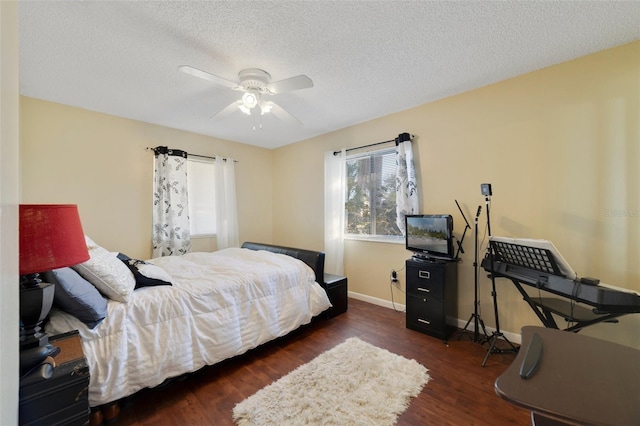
19 204 90 275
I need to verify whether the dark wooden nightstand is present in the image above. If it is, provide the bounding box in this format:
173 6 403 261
324 274 348 318
19 330 90 426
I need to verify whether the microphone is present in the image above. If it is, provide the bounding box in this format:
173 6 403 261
476 205 482 218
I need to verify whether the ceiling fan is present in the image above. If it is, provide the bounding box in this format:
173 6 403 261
178 65 313 127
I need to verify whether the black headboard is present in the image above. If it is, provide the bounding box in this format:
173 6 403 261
241 242 325 285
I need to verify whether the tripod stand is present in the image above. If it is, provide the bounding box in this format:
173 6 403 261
482 194 518 366
458 203 489 343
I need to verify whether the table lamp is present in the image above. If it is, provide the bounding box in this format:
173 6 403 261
19 204 90 349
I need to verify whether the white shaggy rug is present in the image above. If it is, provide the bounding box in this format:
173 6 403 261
232 337 430 425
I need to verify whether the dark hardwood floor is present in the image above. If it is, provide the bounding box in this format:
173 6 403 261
108 298 530 425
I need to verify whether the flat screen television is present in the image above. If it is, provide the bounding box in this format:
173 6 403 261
405 214 455 260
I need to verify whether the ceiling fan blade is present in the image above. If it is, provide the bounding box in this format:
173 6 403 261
179 65 238 89
211 100 242 120
267 75 313 94
266 101 302 126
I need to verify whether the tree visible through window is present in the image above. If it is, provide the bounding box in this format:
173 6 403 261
345 148 401 237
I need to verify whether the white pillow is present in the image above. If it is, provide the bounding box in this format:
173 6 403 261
72 236 136 303
137 263 172 283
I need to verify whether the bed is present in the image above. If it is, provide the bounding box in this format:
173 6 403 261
44 240 332 409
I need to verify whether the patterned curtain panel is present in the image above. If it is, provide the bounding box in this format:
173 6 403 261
395 133 419 235
152 146 191 257
213 156 239 249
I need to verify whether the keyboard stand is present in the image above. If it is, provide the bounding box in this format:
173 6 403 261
508 279 625 333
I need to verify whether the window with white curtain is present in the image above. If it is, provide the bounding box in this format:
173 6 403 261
345 148 402 240
187 158 216 236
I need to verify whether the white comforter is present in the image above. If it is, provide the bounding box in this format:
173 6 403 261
46 248 332 406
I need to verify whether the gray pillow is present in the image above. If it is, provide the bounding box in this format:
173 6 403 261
41 267 108 328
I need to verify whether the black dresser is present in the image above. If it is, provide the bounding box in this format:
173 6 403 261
19 330 90 426
405 258 458 343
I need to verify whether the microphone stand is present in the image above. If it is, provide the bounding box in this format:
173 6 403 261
482 195 518 366
458 204 488 343
454 200 469 260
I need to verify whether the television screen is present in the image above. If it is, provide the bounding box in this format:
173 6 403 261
405 214 454 260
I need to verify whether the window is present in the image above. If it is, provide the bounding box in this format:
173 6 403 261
345 148 401 239
187 158 216 236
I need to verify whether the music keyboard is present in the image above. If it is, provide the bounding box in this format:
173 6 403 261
482 258 640 314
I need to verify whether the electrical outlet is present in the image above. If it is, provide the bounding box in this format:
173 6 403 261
391 270 398 282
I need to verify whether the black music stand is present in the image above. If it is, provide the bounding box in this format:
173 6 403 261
485 239 595 332
453 200 469 260
481 197 519 366
490 239 563 275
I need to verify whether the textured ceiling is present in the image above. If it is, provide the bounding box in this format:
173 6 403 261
18 1 640 149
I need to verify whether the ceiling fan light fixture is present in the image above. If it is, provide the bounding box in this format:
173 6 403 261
242 91 258 109
260 102 273 115
179 65 311 126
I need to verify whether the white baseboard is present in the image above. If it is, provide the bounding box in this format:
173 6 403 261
452 316 522 345
348 291 522 345
348 291 406 311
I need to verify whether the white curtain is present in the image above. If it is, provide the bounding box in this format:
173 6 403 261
324 149 346 276
396 134 419 235
213 157 239 249
152 147 191 257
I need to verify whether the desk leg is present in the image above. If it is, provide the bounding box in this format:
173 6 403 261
531 412 571 426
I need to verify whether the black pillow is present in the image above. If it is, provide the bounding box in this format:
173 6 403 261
117 253 172 289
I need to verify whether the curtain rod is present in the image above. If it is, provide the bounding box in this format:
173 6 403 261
333 132 413 156
145 147 239 163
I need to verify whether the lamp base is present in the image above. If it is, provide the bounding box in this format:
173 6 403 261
20 278 55 349
20 331 49 350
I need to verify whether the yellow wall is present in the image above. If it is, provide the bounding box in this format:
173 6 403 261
20 98 275 259
273 41 640 348
19 41 639 348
